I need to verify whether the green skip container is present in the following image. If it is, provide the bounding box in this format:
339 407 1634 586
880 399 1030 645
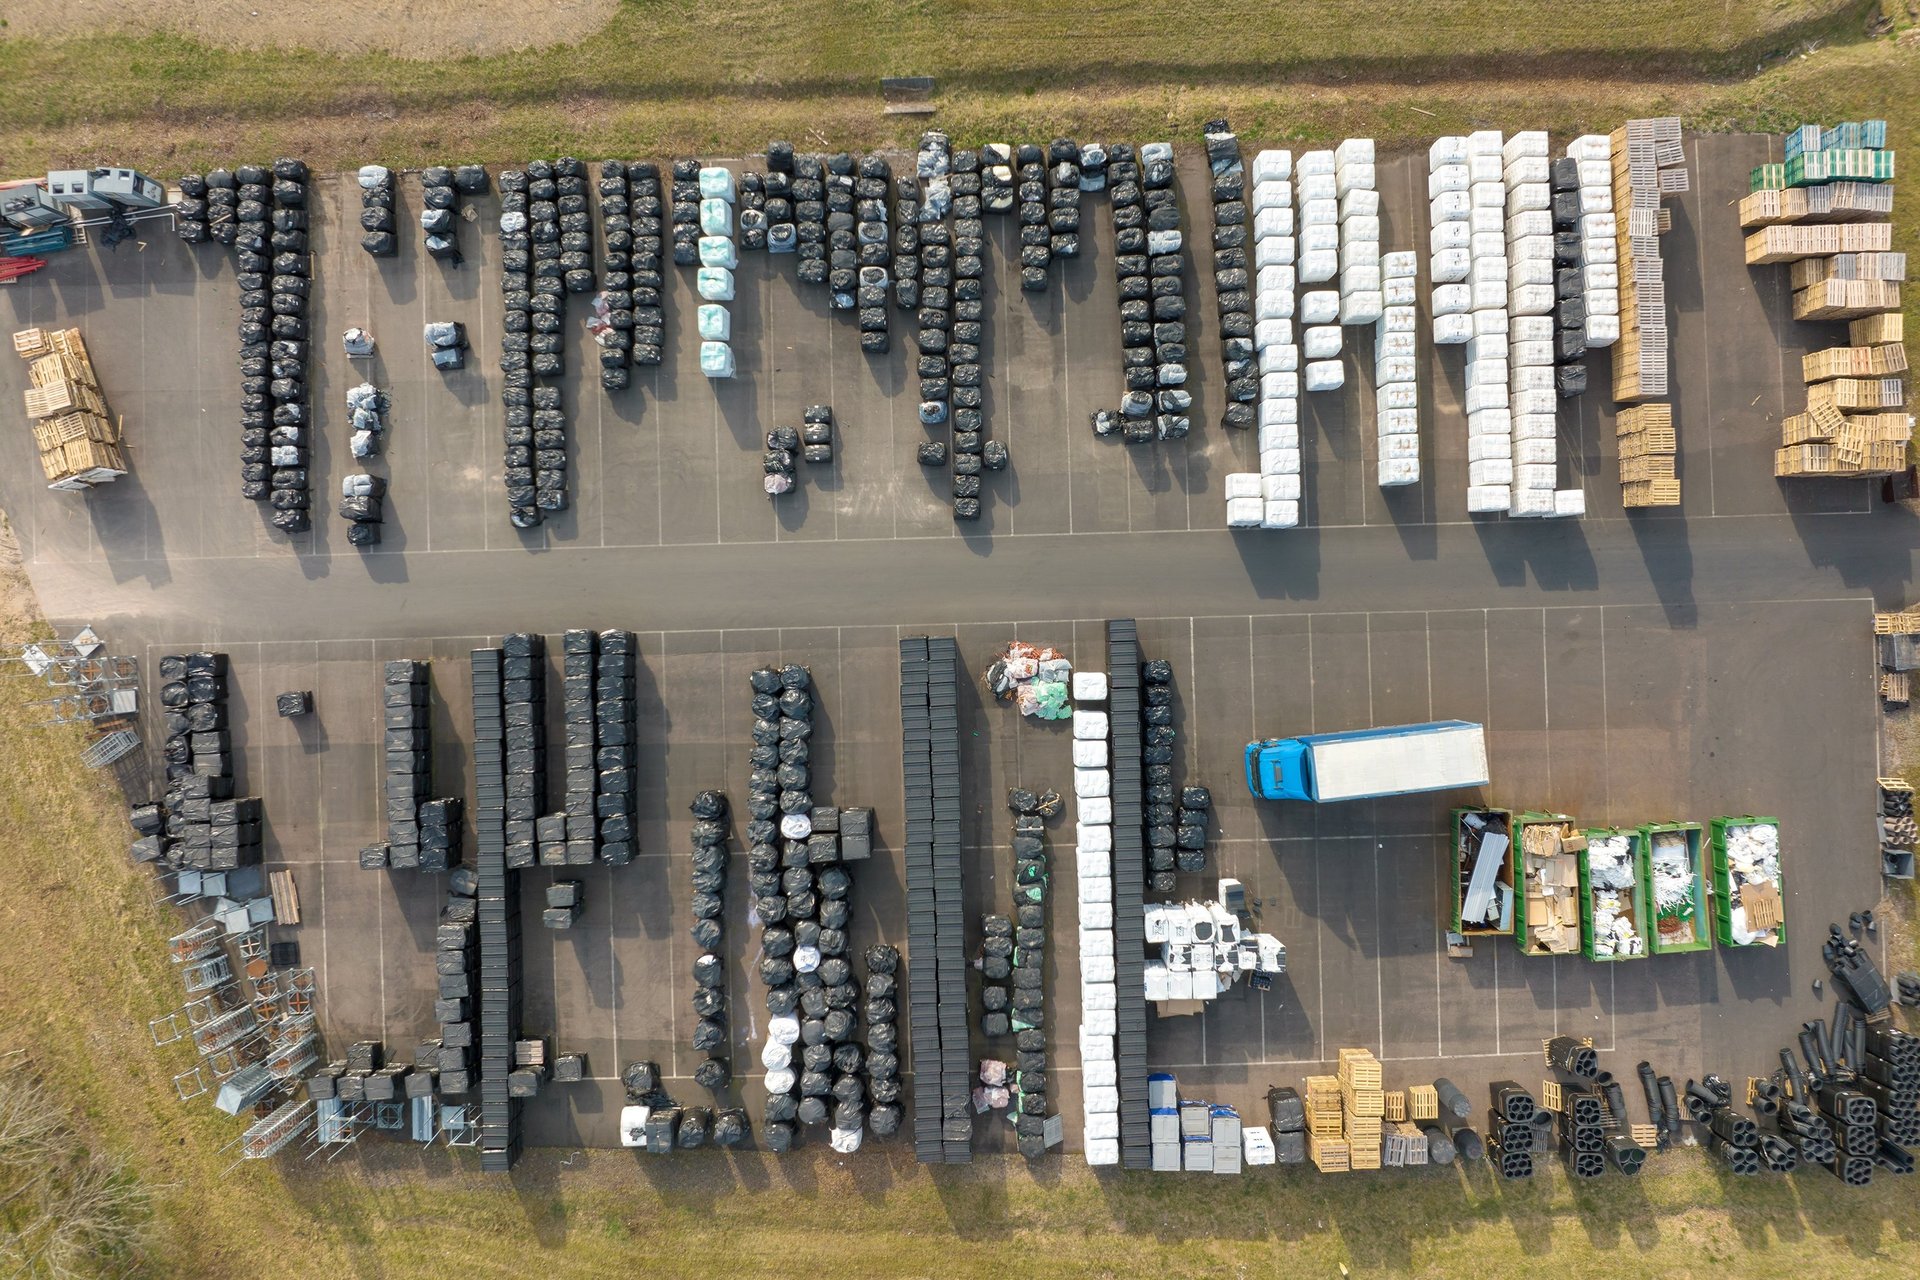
1709 815 1786 948
1451 806 1515 939
1638 821 1711 955
1579 827 1651 962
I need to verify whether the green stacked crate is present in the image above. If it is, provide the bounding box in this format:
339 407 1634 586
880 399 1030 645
1638 821 1710 955
1750 163 1787 194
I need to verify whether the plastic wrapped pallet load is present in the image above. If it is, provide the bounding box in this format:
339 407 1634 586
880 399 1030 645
699 340 735 379
1226 496 1264 528
696 267 734 301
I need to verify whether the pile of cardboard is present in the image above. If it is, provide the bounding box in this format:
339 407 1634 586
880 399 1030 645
1519 817 1584 956
14 326 123 490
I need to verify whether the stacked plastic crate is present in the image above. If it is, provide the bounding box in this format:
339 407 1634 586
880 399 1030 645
1222 149 1298 529
1072 667 1119 1165
696 167 736 379
1375 252 1420 487
1501 131 1573 519
1429 133 1511 514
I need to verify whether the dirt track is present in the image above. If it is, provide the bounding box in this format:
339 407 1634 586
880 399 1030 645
4 0 617 57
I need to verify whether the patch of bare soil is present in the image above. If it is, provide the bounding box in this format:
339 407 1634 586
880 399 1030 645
3 0 617 59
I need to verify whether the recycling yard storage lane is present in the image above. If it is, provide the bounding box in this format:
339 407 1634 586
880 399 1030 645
140 594 1878 1153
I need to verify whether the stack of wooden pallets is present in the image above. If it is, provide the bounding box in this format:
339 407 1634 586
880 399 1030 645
14 326 123 490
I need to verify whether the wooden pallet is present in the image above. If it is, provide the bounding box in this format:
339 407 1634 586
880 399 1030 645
1630 1123 1659 1148
1541 1080 1564 1113
12 326 49 358
1882 670 1910 706
269 870 300 925
1875 613 1920 636
1382 1089 1407 1123
1407 1084 1439 1122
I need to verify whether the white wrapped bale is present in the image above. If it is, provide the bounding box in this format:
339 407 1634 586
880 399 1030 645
1258 397 1299 427
1428 165 1470 199
1073 768 1111 799
1377 383 1418 411
1374 356 1417 385
1300 221 1339 252
1255 288 1295 321
1085 1137 1121 1166
1430 136 1469 168
1340 188 1381 220
1467 433 1511 461
1510 283 1555 315
1584 236 1618 264
1509 486 1555 517
1585 313 1620 346
1253 207 1295 239
1507 183 1550 213
1567 134 1611 162
1262 473 1301 501
1431 220 1471 251
1503 156 1549 186
1513 388 1558 417
1471 180 1506 208
1256 263 1296 295
1298 249 1338 283
1254 236 1297 268
1471 309 1509 337
1078 797 1112 825
1226 496 1264 528
1334 137 1375 168
699 340 735 378
1257 423 1298 452
1378 407 1419 435
1251 183 1293 215
1469 458 1513 486
1336 163 1376 197
1298 174 1337 204
1432 283 1472 315
1072 737 1108 766
1302 325 1342 359
1341 264 1382 293
1515 462 1557 490
1072 709 1108 740
1467 484 1512 513
1251 149 1293 183
1254 318 1294 350
1433 313 1473 344
1378 457 1419 487
1224 472 1262 500
1503 130 1549 162
696 266 735 300
1262 499 1300 529
1379 433 1419 460
1339 291 1383 324
1514 436 1557 466
1304 360 1344 392
1430 249 1471 283
1553 489 1586 518
1299 290 1339 324
1258 344 1299 374
1431 191 1471 223
1381 250 1417 280
1260 447 1301 475
1512 412 1557 440
696 303 731 342
698 166 736 201
1513 365 1555 394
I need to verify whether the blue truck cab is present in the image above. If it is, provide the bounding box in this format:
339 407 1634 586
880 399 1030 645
1245 720 1489 802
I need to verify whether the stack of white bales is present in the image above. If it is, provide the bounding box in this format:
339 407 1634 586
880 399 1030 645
1567 135 1620 348
1071 671 1120 1165
1224 149 1300 529
697 166 737 378
1430 132 1513 514
1502 132 1583 518
1296 149 1343 395
1336 139 1382 329
1375 251 1420 486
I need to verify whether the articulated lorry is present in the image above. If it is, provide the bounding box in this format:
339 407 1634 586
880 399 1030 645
1244 720 1489 803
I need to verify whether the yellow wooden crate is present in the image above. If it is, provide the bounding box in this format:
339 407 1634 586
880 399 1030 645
47 329 97 386
24 379 106 421
1851 313 1903 346
1336 1049 1382 1089
30 411 114 452
1619 455 1676 483
38 437 124 483
1348 1143 1383 1171
1309 1133 1350 1172
1382 1090 1407 1123
1407 1085 1439 1122
1341 1084 1384 1118
1622 478 1682 506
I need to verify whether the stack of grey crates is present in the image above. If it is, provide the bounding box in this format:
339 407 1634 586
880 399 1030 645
1105 621 1152 1169
899 635 972 1163
1204 119 1258 430
501 633 547 870
546 629 598 866
1149 1074 1180 1170
470 644 523 1171
382 659 429 868
156 652 262 872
